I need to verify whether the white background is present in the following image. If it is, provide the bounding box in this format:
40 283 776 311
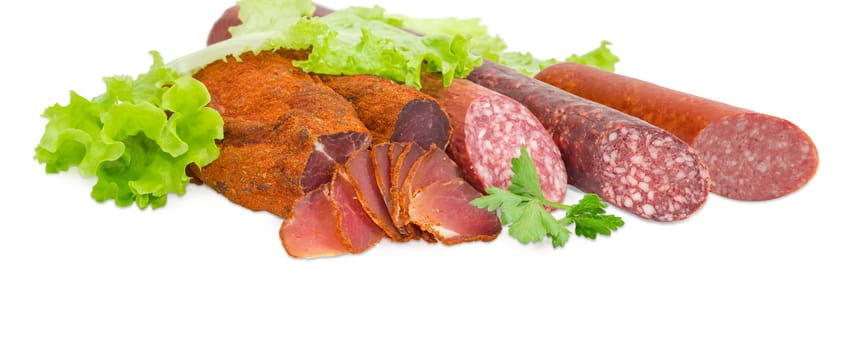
2 1 860 349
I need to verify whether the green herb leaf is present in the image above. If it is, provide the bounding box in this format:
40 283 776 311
470 147 625 248
508 204 549 244
508 145 545 199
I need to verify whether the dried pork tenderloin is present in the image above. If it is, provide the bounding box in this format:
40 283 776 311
191 50 370 217
402 145 501 243
279 187 349 259
389 142 427 241
318 74 452 150
345 148 401 240
279 167 385 258
409 178 502 245
390 143 437 243
330 167 385 253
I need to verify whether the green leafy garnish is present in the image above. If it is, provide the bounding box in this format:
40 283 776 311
169 0 482 88
35 52 224 209
293 6 482 88
471 146 624 247
397 16 620 76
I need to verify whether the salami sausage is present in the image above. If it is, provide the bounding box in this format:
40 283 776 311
317 74 451 150
192 50 371 217
468 61 709 222
535 63 818 201
421 75 567 203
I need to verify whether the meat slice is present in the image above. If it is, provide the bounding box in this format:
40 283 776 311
399 145 464 226
371 144 393 208
409 178 502 245
191 50 371 217
421 75 567 204
345 148 400 240
404 145 465 198
369 144 403 239
467 60 709 222
330 168 385 254
279 187 349 259
389 143 420 224
535 62 818 201
318 74 452 150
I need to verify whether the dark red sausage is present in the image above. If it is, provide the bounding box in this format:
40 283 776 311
421 75 567 204
468 61 710 222
535 62 819 201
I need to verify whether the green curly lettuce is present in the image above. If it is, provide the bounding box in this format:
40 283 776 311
294 6 481 88
35 51 224 209
498 41 620 76
395 16 507 63
169 1 482 88
397 16 620 76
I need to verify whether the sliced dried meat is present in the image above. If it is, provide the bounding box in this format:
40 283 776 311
331 168 385 254
191 51 370 217
535 62 818 201
345 148 400 241
279 187 349 259
371 143 394 209
389 143 424 226
468 60 709 221
409 178 502 245
398 144 464 227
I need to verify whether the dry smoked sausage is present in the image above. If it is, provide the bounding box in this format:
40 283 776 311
421 75 567 203
468 61 710 222
535 62 818 201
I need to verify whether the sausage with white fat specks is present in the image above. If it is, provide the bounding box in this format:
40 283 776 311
536 62 818 201
468 60 710 221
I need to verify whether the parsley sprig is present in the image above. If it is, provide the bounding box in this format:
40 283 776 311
470 146 625 247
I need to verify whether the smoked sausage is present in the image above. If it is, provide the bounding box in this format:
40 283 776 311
535 62 818 201
468 61 710 221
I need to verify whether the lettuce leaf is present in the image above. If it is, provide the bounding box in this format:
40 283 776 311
397 16 620 76
168 1 482 88
563 40 620 73
498 41 620 76
396 16 507 62
230 0 316 37
293 6 482 88
35 52 224 209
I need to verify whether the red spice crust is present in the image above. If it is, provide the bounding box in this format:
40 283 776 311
191 50 369 217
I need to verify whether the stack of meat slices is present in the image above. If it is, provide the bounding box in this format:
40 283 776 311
279 143 502 258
